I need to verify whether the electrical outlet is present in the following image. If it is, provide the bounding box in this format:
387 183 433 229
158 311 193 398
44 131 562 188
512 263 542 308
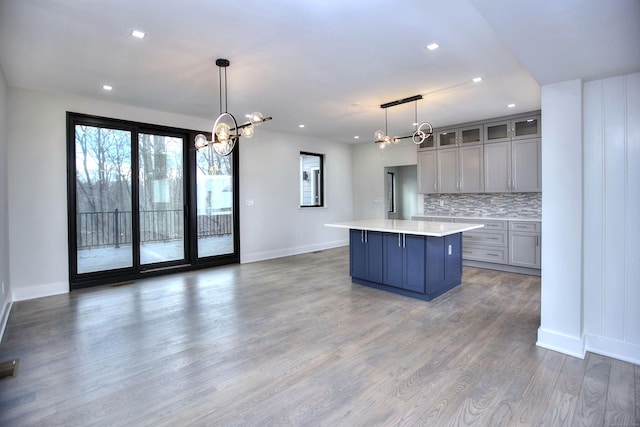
245 199 254 207
439 200 445 207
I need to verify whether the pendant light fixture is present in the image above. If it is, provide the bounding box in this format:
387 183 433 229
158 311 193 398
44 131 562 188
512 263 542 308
194 58 272 156
374 94 433 149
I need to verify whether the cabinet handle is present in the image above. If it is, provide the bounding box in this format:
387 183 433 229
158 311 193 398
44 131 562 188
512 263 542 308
365 230 368 244
361 230 364 243
398 233 401 248
403 234 406 248
536 235 540 247
487 253 499 257
487 237 499 240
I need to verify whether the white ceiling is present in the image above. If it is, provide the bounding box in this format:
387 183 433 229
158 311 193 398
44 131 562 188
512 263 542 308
1 0 638 143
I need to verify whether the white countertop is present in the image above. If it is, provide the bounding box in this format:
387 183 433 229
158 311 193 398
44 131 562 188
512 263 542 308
411 214 541 222
325 219 484 237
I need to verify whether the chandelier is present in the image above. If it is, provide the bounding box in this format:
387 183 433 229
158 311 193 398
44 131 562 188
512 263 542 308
194 58 272 156
374 94 433 149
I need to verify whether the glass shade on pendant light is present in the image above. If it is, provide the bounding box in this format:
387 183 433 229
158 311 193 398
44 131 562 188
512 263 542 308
215 122 231 142
194 133 208 149
241 124 255 138
249 112 264 126
392 136 401 145
374 129 385 142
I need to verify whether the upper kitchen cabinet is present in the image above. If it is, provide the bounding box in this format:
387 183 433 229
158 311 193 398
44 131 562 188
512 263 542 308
417 150 438 194
484 114 540 144
437 145 484 193
436 124 483 149
484 138 541 192
417 133 436 151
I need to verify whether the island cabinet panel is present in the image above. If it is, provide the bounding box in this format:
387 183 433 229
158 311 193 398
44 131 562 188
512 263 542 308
350 229 464 301
349 229 383 283
382 233 426 293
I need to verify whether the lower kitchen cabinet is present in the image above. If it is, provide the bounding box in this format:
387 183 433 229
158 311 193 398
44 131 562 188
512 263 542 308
383 233 425 293
508 222 541 268
351 231 463 301
412 216 541 275
350 229 383 283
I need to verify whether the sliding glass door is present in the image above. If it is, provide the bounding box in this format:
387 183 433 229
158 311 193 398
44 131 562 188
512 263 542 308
67 113 239 289
74 125 134 274
138 132 185 265
195 145 235 258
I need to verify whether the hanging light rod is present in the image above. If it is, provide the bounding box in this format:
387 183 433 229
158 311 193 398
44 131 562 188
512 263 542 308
380 94 423 109
373 95 432 149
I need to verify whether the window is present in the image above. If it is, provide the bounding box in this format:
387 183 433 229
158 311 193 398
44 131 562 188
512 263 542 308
387 172 395 213
300 152 324 207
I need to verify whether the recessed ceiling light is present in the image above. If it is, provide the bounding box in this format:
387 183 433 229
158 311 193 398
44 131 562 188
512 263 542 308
102 85 113 91
298 124 305 128
426 43 440 51
508 103 516 108
472 77 483 83
354 136 360 139
131 30 146 39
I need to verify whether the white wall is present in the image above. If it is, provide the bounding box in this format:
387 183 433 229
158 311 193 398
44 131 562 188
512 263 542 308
352 141 419 220
6 87 352 299
0 65 11 335
583 73 640 363
538 73 640 365
239 130 352 263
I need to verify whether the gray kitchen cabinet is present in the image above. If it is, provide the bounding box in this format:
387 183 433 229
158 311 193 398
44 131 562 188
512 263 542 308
484 141 511 192
484 114 540 143
512 138 541 192
436 124 483 149
438 145 484 193
417 132 435 151
509 221 541 268
417 150 437 194
460 145 484 193
484 138 540 193
437 148 458 193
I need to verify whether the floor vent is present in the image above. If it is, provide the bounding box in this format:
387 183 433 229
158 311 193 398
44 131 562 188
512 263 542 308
0 359 19 381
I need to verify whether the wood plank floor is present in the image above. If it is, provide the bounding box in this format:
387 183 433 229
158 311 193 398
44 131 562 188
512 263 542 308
0 247 638 426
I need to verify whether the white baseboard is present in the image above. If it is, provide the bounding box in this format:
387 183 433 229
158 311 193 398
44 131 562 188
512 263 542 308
12 281 68 302
585 334 640 365
536 327 586 359
241 240 348 264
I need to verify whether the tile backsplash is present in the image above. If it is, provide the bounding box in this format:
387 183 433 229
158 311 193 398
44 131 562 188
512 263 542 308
422 193 541 218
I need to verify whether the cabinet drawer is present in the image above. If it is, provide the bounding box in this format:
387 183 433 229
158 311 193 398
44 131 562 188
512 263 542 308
509 221 541 232
462 246 508 264
456 219 507 231
462 230 507 247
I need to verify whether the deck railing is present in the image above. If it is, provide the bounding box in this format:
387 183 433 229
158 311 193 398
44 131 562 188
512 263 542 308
77 209 232 249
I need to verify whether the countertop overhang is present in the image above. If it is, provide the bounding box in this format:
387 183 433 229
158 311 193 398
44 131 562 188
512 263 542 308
325 219 484 237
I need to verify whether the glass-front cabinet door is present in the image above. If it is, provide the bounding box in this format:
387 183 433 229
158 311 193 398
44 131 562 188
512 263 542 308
485 115 540 143
484 120 511 143
459 124 483 146
436 129 458 148
512 115 540 140
417 133 435 151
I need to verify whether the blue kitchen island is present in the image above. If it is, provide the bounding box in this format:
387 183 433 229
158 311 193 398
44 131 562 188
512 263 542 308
326 219 484 301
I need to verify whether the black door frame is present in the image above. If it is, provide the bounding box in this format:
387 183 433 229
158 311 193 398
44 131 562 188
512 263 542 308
66 112 240 289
